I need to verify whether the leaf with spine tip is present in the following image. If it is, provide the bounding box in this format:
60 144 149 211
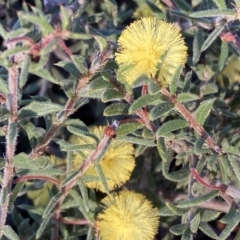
200 209 221 222
55 60 80 78
129 94 162 114
177 93 199 103
190 213 201 233
116 136 156 146
199 222 218 239
150 101 174 120
228 155 240 182
183 71 192 92
212 0 227 9
165 202 189 216
218 211 240 240
71 55 88 74
19 101 64 119
182 228 193 240
170 223 188 236
159 206 175 216
0 105 10 122
36 212 53 239
201 23 225 52
101 88 124 102
219 41 229 71
201 83 218 96
43 192 62 218
177 190 219 208
195 98 215 125
89 79 113 91
193 29 204 65
156 119 189 137
2 225 19 240
190 9 236 18
116 122 143 136
104 102 129 116
169 64 183 94
19 54 31 89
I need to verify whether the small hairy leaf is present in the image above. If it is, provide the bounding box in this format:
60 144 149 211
101 88 124 102
169 64 183 94
177 93 199 103
177 191 219 208
190 213 201 233
150 101 174 120
193 29 204 65
71 55 88 74
170 224 188 236
89 79 113 91
219 41 229 71
129 94 162 114
116 136 156 146
2 225 19 240
201 83 218 96
19 101 64 119
199 222 218 239
116 122 143 136
104 103 129 116
156 119 189 136
195 98 215 125
190 9 236 18
201 23 225 52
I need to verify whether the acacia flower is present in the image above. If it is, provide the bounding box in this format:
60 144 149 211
70 126 135 192
97 190 160 240
115 17 187 86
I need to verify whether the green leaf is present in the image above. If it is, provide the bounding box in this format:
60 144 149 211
219 211 240 240
228 155 240 182
194 138 206 154
69 189 93 222
94 163 109 194
94 35 108 51
19 54 31 89
0 23 7 39
116 122 143 136
89 78 113 91
116 136 156 146
169 64 183 94
9 183 24 209
234 0 240 7
174 0 192 12
159 206 175 217
182 228 193 240
148 82 161 94
8 122 18 144
67 126 99 143
199 222 218 239
104 0 118 26
77 179 89 210
2 225 19 240
0 105 10 122
162 160 189 182
60 5 70 30
156 119 189 137
183 71 192 92
201 209 221 222
55 60 80 78
36 212 53 239
150 102 174 120
201 23 225 52
212 0 227 9
104 103 129 116
177 93 199 103
219 155 230 184
165 202 189 216
201 83 218 96
71 55 88 74
19 12 53 35
0 78 9 94
177 191 219 208
190 9 236 18
17 169 65 177
170 224 188 236
219 41 229 71
29 66 59 84
13 153 39 169
157 137 167 162
19 101 64 118
193 29 204 64
195 98 215 125
190 213 201 233
1 46 30 58
220 207 236 224
129 94 162 114
101 89 124 102
43 192 62 218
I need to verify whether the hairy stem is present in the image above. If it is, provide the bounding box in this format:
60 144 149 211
0 64 19 237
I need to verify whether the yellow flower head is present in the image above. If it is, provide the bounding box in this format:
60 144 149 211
97 190 160 240
115 17 187 86
70 126 135 192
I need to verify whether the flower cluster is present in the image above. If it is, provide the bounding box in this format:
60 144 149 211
97 190 160 240
115 17 187 87
71 126 135 192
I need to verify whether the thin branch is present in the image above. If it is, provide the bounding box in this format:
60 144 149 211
0 64 19 237
160 88 222 154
